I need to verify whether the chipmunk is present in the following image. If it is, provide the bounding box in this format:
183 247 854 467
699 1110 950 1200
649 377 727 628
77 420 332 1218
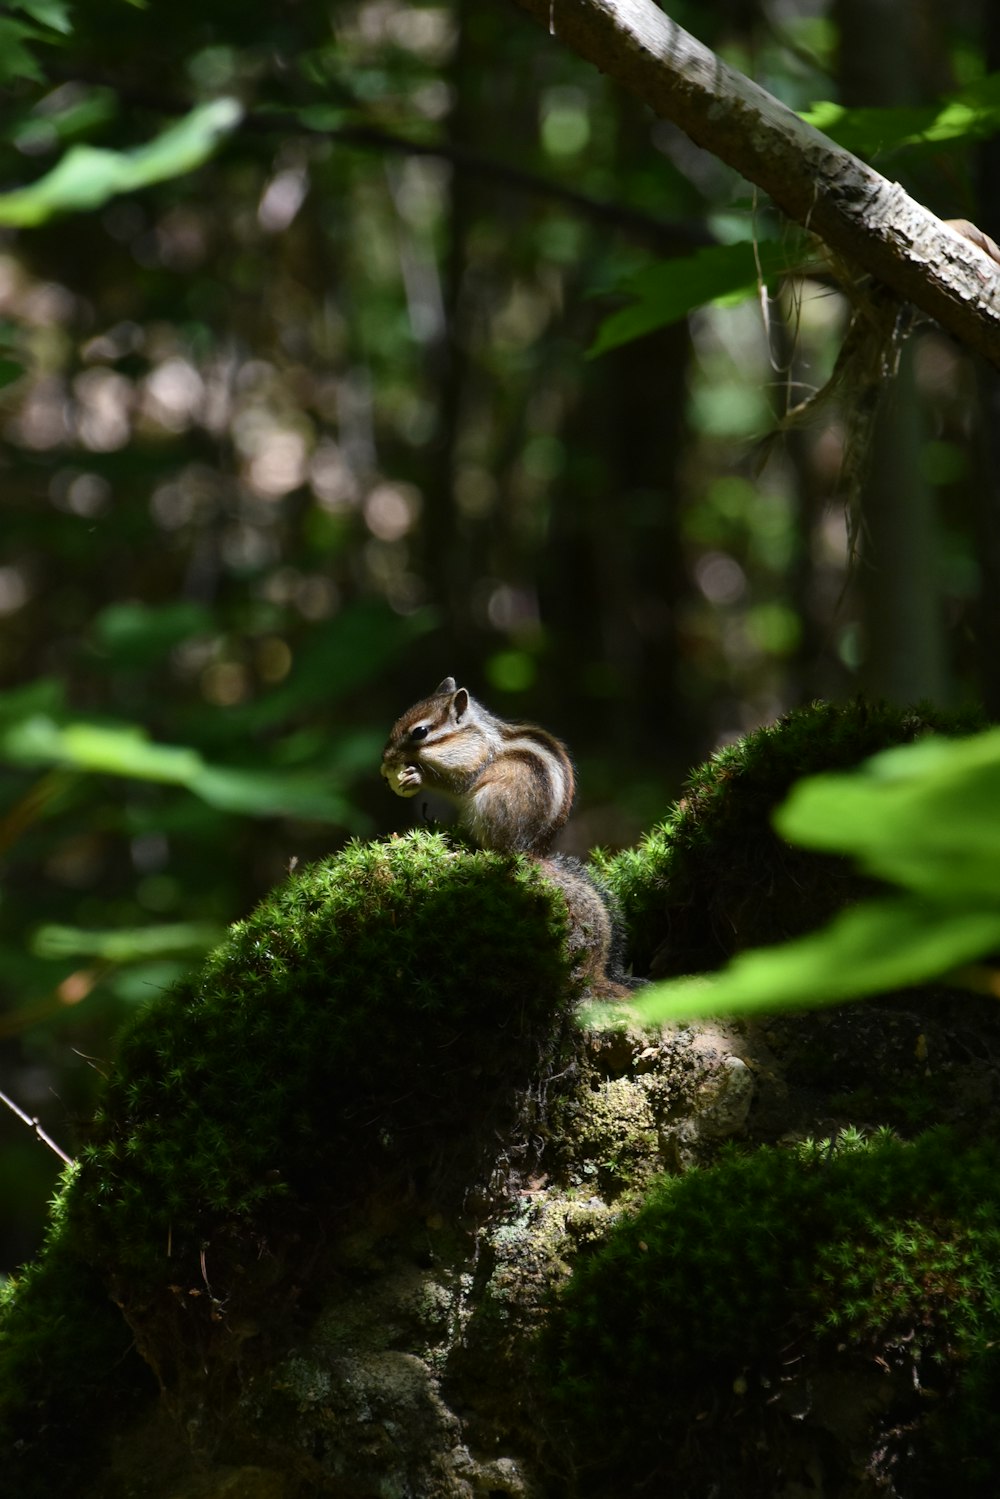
381 678 633 997
381 676 574 855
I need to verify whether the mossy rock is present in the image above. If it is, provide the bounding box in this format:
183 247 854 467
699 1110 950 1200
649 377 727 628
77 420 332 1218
1 831 579 1497
7 707 997 1499
544 1126 1000 1496
595 699 987 978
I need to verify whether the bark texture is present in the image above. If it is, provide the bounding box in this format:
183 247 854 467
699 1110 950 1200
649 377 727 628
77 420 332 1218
511 0 1000 365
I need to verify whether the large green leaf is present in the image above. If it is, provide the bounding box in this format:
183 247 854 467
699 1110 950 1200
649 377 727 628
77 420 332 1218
590 238 810 356
633 729 1000 1026
635 898 1000 1025
775 729 1000 903
3 716 202 783
0 97 242 226
0 685 365 827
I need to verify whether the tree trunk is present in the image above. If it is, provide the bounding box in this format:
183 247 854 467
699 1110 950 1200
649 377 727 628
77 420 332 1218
858 340 948 700
973 4 1000 714
835 0 949 702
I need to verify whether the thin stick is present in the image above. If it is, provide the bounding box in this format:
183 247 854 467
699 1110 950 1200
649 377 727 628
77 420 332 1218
0 1087 73 1165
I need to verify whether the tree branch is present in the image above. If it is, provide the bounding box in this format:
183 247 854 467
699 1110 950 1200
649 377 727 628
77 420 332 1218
512 0 1000 367
43 63 711 252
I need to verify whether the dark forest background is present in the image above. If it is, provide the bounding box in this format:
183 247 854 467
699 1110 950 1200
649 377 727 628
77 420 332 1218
2 0 1000 1267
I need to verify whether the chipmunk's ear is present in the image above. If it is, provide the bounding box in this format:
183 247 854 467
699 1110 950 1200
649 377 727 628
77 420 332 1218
436 676 457 694
452 687 470 720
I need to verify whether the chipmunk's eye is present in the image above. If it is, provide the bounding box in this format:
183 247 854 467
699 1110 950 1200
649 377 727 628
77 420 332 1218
409 724 429 742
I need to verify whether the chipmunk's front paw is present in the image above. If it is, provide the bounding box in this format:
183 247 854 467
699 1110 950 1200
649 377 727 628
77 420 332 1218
385 763 423 798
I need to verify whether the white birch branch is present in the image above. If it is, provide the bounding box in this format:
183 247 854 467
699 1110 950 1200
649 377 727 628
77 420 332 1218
512 0 1000 367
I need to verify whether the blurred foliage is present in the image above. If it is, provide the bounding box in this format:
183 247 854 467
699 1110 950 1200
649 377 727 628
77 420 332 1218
637 726 1000 1023
0 0 998 1268
0 99 243 226
802 71 1000 154
596 698 986 980
589 235 815 354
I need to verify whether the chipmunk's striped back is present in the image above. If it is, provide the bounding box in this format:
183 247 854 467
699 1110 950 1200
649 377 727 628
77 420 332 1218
381 677 575 855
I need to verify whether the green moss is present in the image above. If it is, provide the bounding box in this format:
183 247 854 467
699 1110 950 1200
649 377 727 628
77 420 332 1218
594 699 986 977
0 1168 155 1498
1 832 579 1495
68 832 575 1281
546 1127 1000 1494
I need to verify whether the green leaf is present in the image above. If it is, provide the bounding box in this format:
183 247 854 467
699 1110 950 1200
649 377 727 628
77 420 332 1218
283 104 352 132
31 921 224 962
774 729 1000 903
34 722 204 783
631 728 1000 1025
0 18 46 83
9 0 72 34
6 86 117 150
91 600 214 668
802 73 1000 156
190 765 368 826
0 677 65 729
0 358 25 388
803 101 945 155
635 899 1000 1025
589 238 810 356
1 709 85 764
0 97 242 226
0 692 366 827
